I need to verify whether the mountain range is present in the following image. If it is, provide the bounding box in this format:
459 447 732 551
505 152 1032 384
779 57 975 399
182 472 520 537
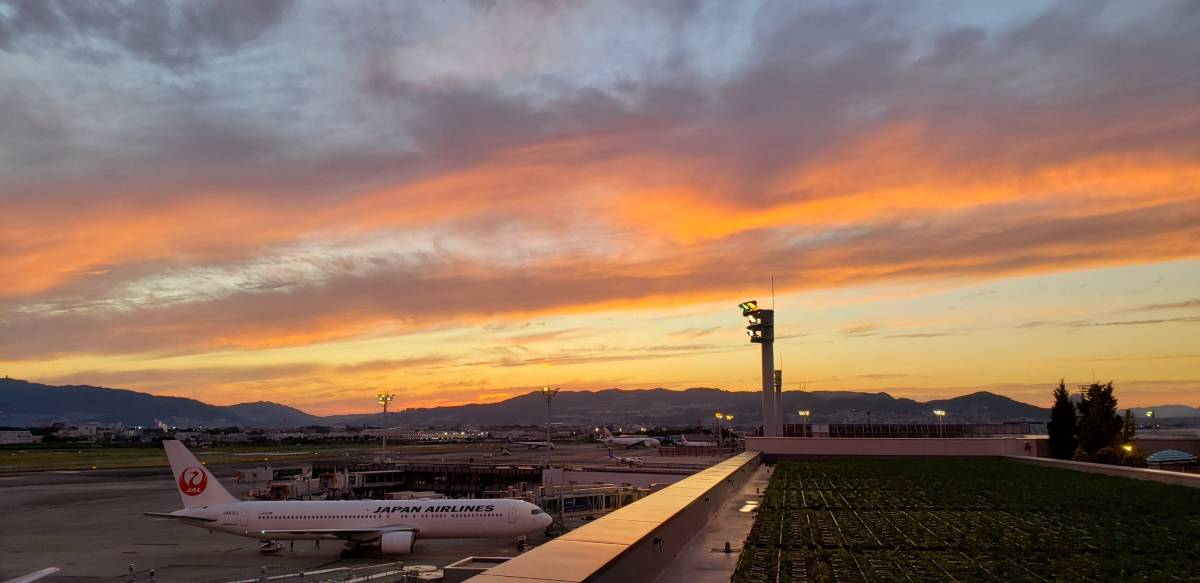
6 377 1192 429
0 377 1079 428
0 379 321 428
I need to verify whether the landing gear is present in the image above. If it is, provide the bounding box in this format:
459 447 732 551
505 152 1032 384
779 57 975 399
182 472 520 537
340 541 362 559
258 540 283 554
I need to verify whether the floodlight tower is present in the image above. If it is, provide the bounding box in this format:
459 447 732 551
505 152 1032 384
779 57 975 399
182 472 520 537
377 392 395 450
740 300 778 437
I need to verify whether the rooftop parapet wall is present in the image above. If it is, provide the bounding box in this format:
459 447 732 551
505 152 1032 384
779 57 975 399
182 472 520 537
465 451 762 583
745 436 1044 458
1007 455 1200 488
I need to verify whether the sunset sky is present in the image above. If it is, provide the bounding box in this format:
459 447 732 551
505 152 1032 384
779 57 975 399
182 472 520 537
1 1 1198 414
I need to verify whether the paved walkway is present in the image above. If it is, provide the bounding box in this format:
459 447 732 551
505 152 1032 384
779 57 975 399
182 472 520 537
657 464 771 583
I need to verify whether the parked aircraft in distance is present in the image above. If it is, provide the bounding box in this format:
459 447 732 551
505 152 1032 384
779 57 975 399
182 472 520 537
679 435 714 447
506 435 555 449
146 440 551 557
607 448 644 466
599 427 660 448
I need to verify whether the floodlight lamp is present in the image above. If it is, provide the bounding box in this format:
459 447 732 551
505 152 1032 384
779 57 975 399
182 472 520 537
724 414 734 421
1121 444 1133 452
798 410 811 417
933 409 946 416
739 300 758 316
1145 411 1154 417
715 412 724 419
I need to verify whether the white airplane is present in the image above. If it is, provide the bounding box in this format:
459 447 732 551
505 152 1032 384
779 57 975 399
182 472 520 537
146 440 551 557
598 427 660 448
506 435 554 449
678 435 714 447
607 448 643 466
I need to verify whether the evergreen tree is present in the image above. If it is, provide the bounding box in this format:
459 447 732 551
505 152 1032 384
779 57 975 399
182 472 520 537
1120 408 1136 443
1047 380 1077 460
1076 382 1122 457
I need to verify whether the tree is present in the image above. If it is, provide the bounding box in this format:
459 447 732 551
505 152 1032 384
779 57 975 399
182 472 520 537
1076 382 1122 458
1120 408 1136 443
1047 380 1077 460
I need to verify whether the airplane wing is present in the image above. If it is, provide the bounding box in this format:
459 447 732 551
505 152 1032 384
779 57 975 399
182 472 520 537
144 512 217 522
2 568 60 583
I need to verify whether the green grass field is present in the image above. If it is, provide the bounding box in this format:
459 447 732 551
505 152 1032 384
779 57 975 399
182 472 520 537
0 443 412 473
734 459 1200 582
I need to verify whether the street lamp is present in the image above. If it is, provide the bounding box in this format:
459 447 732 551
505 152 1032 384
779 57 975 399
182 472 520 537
377 392 395 450
798 410 811 437
933 409 946 438
723 413 734 445
714 412 724 447
542 385 560 466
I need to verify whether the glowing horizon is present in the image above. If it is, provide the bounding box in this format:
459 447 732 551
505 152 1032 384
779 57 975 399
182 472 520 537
2 1 1198 415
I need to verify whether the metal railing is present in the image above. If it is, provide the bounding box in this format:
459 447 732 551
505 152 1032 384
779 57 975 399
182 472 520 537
225 562 420 583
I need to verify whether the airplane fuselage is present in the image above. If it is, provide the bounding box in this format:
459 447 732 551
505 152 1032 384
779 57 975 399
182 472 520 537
604 436 659 447
171 498 548 541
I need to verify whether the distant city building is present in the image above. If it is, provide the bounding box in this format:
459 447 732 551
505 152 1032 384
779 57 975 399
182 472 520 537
0 430 40 444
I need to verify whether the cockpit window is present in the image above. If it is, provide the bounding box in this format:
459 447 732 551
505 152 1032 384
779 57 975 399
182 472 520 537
531 509 543 515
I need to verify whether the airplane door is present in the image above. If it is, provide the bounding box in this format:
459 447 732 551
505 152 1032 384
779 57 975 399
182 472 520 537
507 506 517 524
239 512 249 527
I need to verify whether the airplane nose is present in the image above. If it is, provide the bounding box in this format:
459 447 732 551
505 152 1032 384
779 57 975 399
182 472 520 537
539 513 552 529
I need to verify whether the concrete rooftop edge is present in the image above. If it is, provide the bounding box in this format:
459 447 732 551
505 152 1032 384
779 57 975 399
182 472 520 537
465 452 762 583
1006 455 1200 488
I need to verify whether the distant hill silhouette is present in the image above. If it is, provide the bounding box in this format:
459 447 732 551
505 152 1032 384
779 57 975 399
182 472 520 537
223 401 323 427
0 378 308 428
0 377 1071 427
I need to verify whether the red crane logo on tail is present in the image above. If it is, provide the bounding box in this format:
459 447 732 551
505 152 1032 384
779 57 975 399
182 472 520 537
178 466 208 496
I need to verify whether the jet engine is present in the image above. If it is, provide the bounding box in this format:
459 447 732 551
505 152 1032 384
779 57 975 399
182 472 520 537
378 531 416 554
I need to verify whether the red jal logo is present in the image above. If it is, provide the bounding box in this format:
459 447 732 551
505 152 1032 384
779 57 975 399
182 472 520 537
178 466 208 496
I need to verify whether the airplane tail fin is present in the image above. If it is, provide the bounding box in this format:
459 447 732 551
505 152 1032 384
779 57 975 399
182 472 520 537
600 427 613 439
162 440 239 508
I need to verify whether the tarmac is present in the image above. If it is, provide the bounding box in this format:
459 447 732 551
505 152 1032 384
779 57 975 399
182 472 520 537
0 442 728 582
